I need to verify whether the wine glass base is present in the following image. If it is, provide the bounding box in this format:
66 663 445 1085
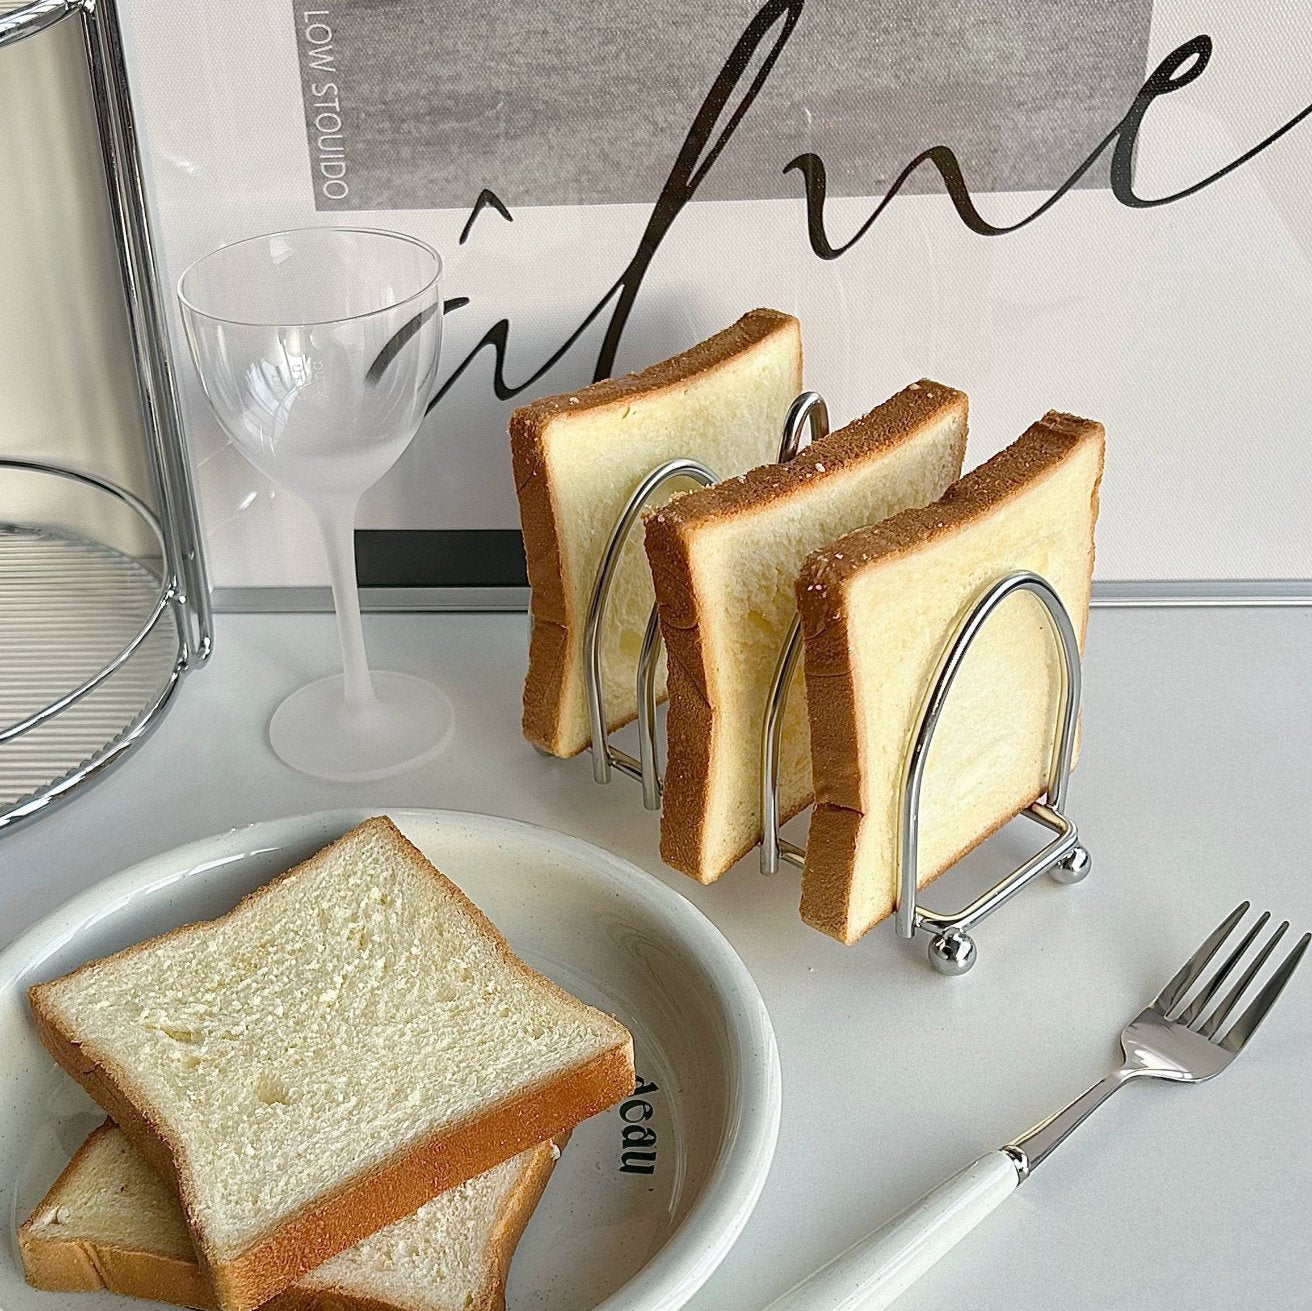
268 671 454 782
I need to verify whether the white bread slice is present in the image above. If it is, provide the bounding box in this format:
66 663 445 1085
796 413 1105 943
510 309 803 758
19 1122 558 1311
642 381 969 883
28 817 634 1311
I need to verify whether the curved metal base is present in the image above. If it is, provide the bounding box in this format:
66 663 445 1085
0 657 185 831
1 461 193 834
917 835 1093 972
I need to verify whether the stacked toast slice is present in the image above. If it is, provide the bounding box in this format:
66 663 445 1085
23 818 634 1310
21 1122 559 1311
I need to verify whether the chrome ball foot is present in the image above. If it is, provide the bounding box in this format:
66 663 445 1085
1051 843 1092 885
928 929 977 976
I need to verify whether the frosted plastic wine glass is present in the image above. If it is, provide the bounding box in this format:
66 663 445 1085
178 228 451 780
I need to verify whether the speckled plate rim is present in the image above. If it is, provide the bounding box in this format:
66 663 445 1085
0 807 781 1311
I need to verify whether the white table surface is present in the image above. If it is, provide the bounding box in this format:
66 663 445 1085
2 605 1309 1310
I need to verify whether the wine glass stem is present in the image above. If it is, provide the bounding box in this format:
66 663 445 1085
312 495 376 710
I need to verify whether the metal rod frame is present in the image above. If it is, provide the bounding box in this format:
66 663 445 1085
896 571 1089 971
584 459 719 790
0 457 190 830
762 569 1090 974
584 390 828 804
0 0 211 830
1 0 211 664
0 458 176 744
578 388 1091 974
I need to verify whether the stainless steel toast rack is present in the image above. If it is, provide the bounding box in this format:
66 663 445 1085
579 391 1090 974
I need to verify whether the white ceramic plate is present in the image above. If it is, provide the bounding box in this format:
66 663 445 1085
0 809 780 1311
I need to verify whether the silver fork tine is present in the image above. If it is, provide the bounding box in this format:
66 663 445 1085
1153 901 1250 1016
1219 931 1311 1053
1199 920 1288 1039
1176 910 1270 1026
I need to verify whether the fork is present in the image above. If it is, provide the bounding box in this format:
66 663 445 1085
765 902 1309 1311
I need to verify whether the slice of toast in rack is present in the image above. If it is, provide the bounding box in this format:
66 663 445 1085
642 380 969 883
796 413 1105 944
510 309 802 758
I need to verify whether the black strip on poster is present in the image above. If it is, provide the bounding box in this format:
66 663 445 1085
355 530 528 589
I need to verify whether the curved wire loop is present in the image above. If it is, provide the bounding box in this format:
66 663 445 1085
897 571 1083 939
760 615 806 874
779 390 828 461
758 391 831 869
0 458 176 743
583 390 830 807
584 460 719 793
760 567 1087 972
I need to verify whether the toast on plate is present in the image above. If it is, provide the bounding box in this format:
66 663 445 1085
20 1122 559 1311
29 817 633 1311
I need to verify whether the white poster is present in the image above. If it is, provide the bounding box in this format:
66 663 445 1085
118 0 1312 597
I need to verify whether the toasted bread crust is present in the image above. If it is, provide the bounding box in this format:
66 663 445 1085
20 1123 559 1311
465 1137 559 1311
643 381 969 882
796 413 1105 943
510 308 801 757
18 1122 217 1307
28 818 634 1311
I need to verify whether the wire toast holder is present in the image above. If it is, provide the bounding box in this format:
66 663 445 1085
580 393 1090 974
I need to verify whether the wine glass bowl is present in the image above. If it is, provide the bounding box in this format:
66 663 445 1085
178 228 452 781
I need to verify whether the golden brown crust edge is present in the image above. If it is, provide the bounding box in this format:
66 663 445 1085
469 1138 560 1311
28 818 634 1311
18 1121 217 1308
20 1233 217 1307
643 380 969 883
271 1138 561 1311
798 412 1103 603
650 379 968 535
509 308 801 757
796 413 1105 943
20 1129 561 1311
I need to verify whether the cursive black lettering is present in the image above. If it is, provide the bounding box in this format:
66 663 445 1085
394 3 1310 411
424 0 802 411
1111 36 1312 207
364 296 468 386
787 31 1312 256
459 188 514 244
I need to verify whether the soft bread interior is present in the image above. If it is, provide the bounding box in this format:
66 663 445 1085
648 382 968 881
799 417 1104 943
527 313 802 756
26 1123 196 1261
21 1123 556 1311
31 819 629 1267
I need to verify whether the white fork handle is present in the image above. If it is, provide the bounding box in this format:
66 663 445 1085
762 1151 1019 1311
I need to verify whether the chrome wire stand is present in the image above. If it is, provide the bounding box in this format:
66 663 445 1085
0 460 192 828
573 388 1090 975
762 570 1090 974
0 0 211 830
